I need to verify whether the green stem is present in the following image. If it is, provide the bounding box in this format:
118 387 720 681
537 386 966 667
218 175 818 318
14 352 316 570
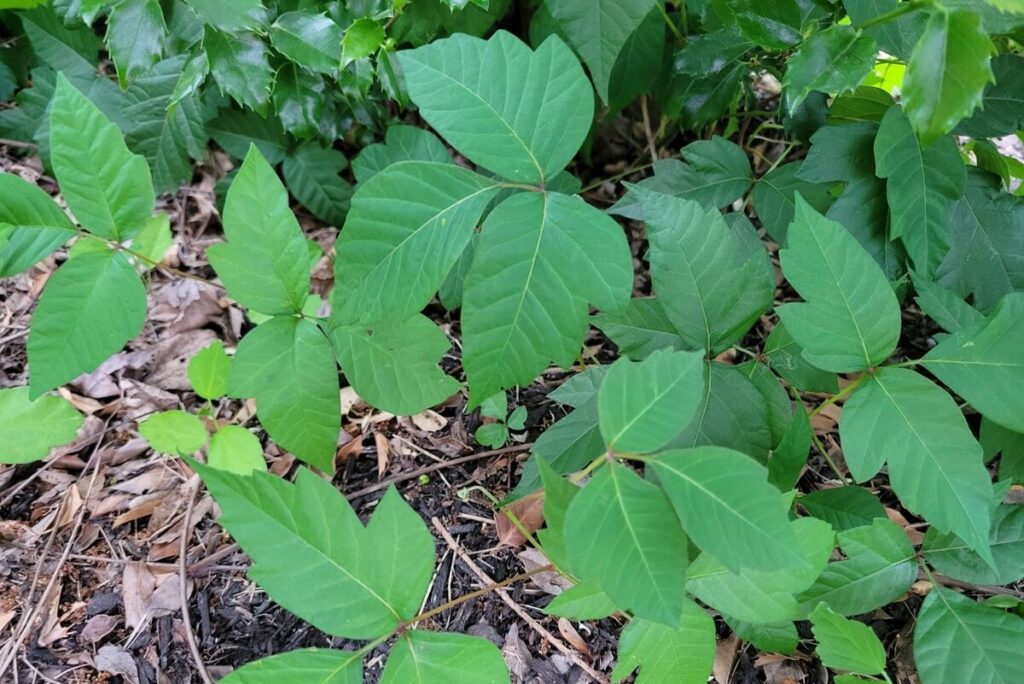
571 451 611 483
808 375 867 418
658 3 685 45
856 0 932 31
808 428 848 483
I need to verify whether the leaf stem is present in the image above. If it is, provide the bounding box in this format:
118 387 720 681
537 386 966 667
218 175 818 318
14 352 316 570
808 428 848 483
658 3 685 45
808 375 866 418
570 451 611 483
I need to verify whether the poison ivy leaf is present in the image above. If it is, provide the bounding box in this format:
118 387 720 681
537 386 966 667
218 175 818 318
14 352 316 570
783 25 877 114
766 404 812 492
725 618 799 654
461 191 632 403
604 5 664 114
923 505 1024 586
980 418 1024 484
140 410 209 456
329 314 460 416
270 12 343 75
220 648 361 684
107 0 165 87
512 368 608 497
876 104 965 280
611 137 753 219
0 387 83 464
731 0 804 49
194 463 433 639
228 317 339 471
28 250 146 397
185 0 266 32
352 125 451 183
207 426 265 475
763 323 838 393
207 145 310 316
750 162 834 244
123 56 208 194
332 162 500 326
398 31 592 183
20 8 99 81
686 517 835 624
282 143 353 227
545 0 656 103
611 599 715 684
341 18 386 67
188 341 231 400
598 349 705 454
797 518 916 616
840 368 994 566
535 456 579 572
380 631 510 684
592 298 688 360
810 603 886 675
739 361 792 448
671 362 773 461
564 462 689 625
0 173 76 277
170 51 209 108
903 8 994 145
914 586 1024 684
208 108 289 164
913 276 986 334
50 75 155 241
957 54 1024 138
544 582 617 620
641 190 773 352
776 198 901 372
205 29 274 115
800 486 887 533
798 122 878 184
935 169 1024 314
923 292 1024 432
654 446 801 573
273 64 328 140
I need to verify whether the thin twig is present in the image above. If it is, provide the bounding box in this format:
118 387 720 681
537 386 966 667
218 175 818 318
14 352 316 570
431 517 610 684
640 96 658 162
919 570 1024 600
344 443 532 500
179 476 213 684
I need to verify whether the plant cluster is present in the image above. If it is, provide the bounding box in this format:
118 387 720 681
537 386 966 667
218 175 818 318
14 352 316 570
2 0 1024 682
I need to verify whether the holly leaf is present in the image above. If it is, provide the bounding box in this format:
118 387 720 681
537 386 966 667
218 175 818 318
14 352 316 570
957 54 1024 138
205 29 274 115
783 25 877 114
107 0 165 87
270 11 343 75
0 387 83 464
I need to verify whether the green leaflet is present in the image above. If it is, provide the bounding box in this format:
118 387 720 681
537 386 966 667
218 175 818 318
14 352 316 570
341 18 386 67
208 425 266 476
750 161 834 244
640 190 773 352
28 250 147 397
397 31 592 184
810 604 886 676
828 85 895 125
544 582 617 621
598 348 705 454
536 456 580 573
782 25 877 114
282 143 353 227
564 462 689 625
351 125 452 184
957 54 1024 138
194 463 433 640
228 317 340 472
763 323 838 394
139 410 209 456
914 586 1024 684
731 0 805 50
674 27 753 76
205 29 274 115
611 136 753 218
903 8 994 146
220 648 361 684
725 618 799 654
874 106 965 278
936 169 1024 314
776 197 901 372
270 11 343 75
545 0 657 103
653 447 802 574
844 0 925 59
380 631 510 684
980 418 1024 484
611 599 715 684
107 0 165 87
923 292 1024 432
592 298 688 360
799 486 887 533
332 162 500 326
798 518 916 616
0 173 76 277
50 74 155 241
0 387 83 464
329 314 460 416
208 145 310 316
461 191 632 403
913 275 986 334
841 368 994 565
923 505 1024 586
208 108 288 165
188 341 231 400
186 0 266 32
686 517 835 624
273 64 329 140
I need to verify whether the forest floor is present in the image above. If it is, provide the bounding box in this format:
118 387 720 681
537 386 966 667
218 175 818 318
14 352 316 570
2 111 1024 684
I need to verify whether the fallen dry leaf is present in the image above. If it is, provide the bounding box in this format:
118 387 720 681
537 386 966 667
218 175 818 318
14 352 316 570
374 432 391 478
495 493 545 547
411 409 447 432
714 632 740 684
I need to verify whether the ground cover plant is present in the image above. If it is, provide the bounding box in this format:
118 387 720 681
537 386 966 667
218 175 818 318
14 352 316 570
1 0 1024 682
